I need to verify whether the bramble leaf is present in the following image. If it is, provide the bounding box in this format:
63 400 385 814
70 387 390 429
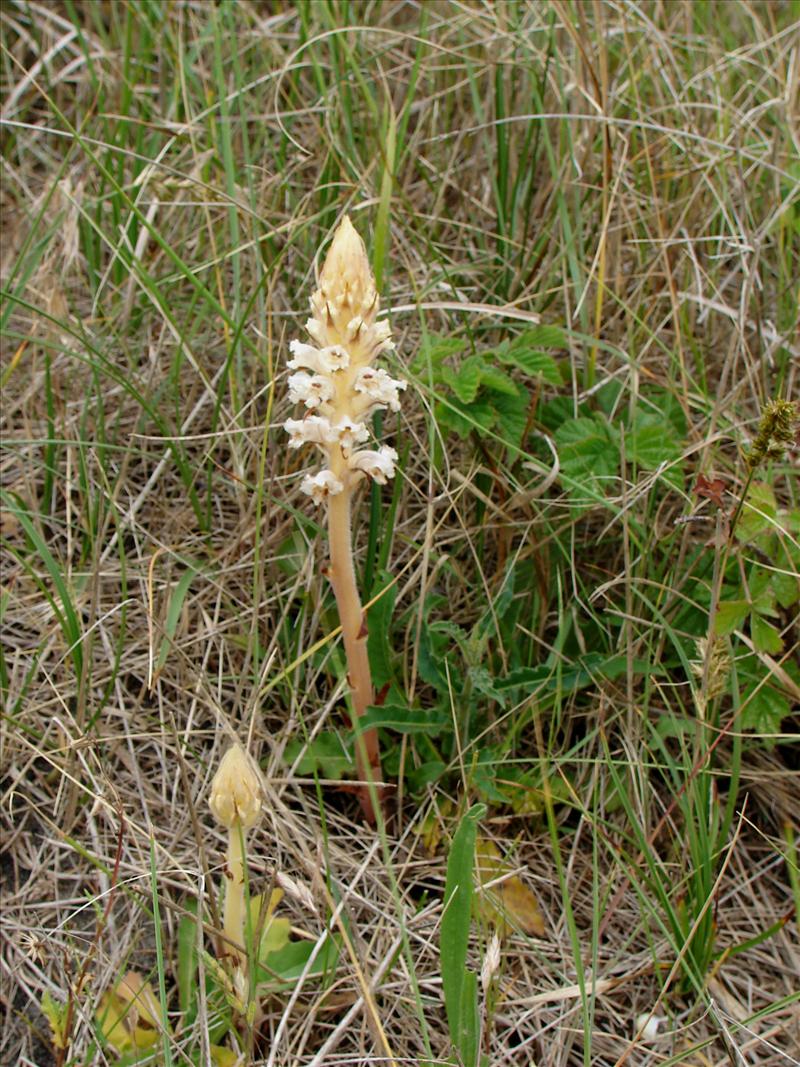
750 614 783 654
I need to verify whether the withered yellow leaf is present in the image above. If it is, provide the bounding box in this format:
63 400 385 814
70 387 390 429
96 970 164 1053
475 837 545 938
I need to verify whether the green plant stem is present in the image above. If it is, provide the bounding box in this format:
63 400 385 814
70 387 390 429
327 478 383 824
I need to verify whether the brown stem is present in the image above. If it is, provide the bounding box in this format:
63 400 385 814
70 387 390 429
327 482 383 823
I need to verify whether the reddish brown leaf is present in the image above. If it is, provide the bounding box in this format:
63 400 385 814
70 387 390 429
695 474 727 509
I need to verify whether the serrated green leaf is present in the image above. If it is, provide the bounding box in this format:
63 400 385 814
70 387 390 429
740 683 789 736
496 346 560 384
626 412 681 469
435 399 474 438
450 355 486 403
41 992 69 1051
492 386 530 449
467 665 507 707
715 600 750 635
356 703 449 736
412 334 466 372
284 733 352 778
772 569 800 609
516 325 566 348
478 364 520 395
555 415 619 498
750 614 783 654
496 653 660 693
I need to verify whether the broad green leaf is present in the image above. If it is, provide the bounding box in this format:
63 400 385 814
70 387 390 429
406 760 447 791
284 733 352 778
367 574 398 688
446 355 485 404
435 399 475 438
496 346 560 384
209 1046 240 1067
413 335 466 372
736 482 777 542
492 385 530 450
441 805 485 1059
554 415 619 498
477 364 520 395
772 568 800 609
626 412 681 469
456 970 480 1067
357 703 449 736
496 652 658 693
515 325 567 349
740 683 789 737
715 600 750 635
256 935 340 988
750 614 783 654
467 665 508 707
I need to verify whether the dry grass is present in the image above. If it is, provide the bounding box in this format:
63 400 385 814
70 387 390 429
1 1 799 1065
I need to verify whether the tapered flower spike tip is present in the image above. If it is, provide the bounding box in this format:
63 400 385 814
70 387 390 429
209 743 263 830
317 215 377 330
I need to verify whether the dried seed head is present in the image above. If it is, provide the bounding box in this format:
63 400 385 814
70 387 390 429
481 933 502 992
209 743 263 830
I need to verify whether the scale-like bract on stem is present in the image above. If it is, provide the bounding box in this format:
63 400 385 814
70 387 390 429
284 215 405 822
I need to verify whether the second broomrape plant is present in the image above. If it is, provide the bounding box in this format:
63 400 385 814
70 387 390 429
284 215 406 823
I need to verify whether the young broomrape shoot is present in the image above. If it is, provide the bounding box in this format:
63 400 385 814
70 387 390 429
209 742 264 968
284 215 406 823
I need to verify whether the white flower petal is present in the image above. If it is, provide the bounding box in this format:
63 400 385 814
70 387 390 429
347 446 398 485
353 367 407 412
287 339 323 372
305 317 328 346
284 415 336 449
332 417 370 454
287 338 350 375
300 470 344 504
287 372 334 409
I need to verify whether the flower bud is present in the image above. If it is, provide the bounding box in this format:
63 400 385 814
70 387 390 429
209 743 263 830
316 215 376 330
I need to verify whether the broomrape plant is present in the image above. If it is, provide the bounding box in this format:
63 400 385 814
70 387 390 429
208 742 265 971
284 215 406 822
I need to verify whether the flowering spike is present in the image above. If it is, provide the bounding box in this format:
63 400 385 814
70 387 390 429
284 214 404 501
283 214 406 822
